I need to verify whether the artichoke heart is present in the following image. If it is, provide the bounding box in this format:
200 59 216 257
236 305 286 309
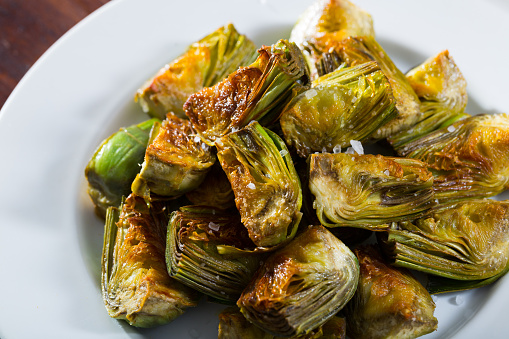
344 245 437 339
289 0 374 80
400 113 509 204
218 306 346 339
85 118 158 217
238 225 359 337
382 199 509 281
184 39 310 144
135 23 257 119
166 206 264 302
131 112 215 200
309 153 435 229
216 121 302 248
389 50 468 150
101 195 199 327
280 61 397 157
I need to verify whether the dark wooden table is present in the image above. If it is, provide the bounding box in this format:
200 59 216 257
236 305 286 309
0 0 110 109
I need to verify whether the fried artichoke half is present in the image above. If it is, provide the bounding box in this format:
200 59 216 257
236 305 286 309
218 306 346 339
184 39 310 144
216 121 302 248
309 153 435 229
382 199 509 282
331 36 421 138
389 50 468 150
344 245 437 339
102 195 199 327
238 225 359 337
290 0 374 80
166 205 265 302
400 113 509 204
85 118 158 217
135 23 257 119
131 112 215 201
280 61 397 157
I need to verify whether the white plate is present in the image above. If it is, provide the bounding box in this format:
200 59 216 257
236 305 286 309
1 0 508 337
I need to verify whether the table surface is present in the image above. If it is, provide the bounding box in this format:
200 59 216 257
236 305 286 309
0 0 110 109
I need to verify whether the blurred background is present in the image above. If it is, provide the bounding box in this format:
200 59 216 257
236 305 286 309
0 0 110 108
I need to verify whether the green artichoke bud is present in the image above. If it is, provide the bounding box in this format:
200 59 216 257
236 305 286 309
333 36 421 138
238 225 359 337
166 206 265 302
309 153 435 229
344 245 437 339
400 113 509 204
389 50 469 150
280 61 397 157
216 121 302 248
382 199 509 282
218 306 347 339
135 23 257 119
131 112 215 200
85 118 158 217
101 195 199 327
290 0 374 80
184 39 310 144
185 162 235 210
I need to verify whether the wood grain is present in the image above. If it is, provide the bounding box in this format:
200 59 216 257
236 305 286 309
0 0 110 108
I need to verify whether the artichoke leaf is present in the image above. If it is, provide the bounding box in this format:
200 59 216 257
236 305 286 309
309 153 435 229
216 121 302 248
344 245 437 339
135 23 257 119
382 199 509 281
280 61 397 157
131 112 215 201
238 225 358 337
166 205 265 302
85 118 158 217
101 195 199 327
184 39 310 144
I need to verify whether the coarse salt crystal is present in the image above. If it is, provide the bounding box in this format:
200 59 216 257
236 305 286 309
322 147 327 153
451 295 464 306
279 149 288 157
447 125 456 132
384 169 390 176
247 183 256 189
345 147 355 154
208 222 220 231
350 140 364 155
333 145 341 154
193 136 201 143
305 89 318 99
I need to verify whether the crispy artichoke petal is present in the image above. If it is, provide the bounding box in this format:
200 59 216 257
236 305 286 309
309 153 435 229
238 225 359 337
135 23 257 119
131 113 215 200
280 61 397 157
382 199 509 281
85 118 158 217
216 121 302 248
184 39 310 144
101 195 200 327
166 206 264 302
389 50 468 149
345 245 437 339
400 113 509 205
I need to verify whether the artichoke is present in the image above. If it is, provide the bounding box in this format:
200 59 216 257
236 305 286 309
101 194 199 327
309 153 435 229
290 0 374 79
400 113 509 204
280 61 397 157
218 306 346 339
131 112 215 200
85 119 158 217
184 39 310 144
216 121 302 248
389 50 468 150
332 36 421 138
135 23 257 119
237 225 359 337
344 245 437 339
382 199 509 282
166 205 264 302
